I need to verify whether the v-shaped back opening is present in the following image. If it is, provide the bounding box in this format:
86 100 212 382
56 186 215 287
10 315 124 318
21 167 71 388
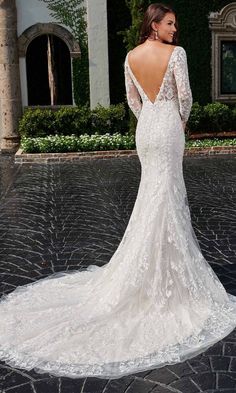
127 46 177 105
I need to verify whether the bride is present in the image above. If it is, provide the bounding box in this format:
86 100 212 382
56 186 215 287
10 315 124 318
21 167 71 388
0 2 236 380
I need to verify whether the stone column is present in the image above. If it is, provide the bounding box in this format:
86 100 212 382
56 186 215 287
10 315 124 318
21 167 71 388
0 0 22 152
86 0 110 109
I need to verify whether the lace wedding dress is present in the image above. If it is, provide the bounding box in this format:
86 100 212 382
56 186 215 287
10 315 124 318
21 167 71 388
0 45 236 380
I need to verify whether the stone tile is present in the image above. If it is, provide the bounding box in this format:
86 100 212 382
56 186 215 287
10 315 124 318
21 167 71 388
229 358 236 372
132 370 151 378
103 377 133 392
145 367 178 384
170 376 201 392
205 391 236 393
223 342 236 357
5 383 35 393
33 378 60 392
151 386 175 393
0 154 236 393
205 342 224 356
0 369 32 390
227 330 236 342
167 362 194 378
191 372 216 390
187 355 211 372
125 378 156 392
210 356 230 371
60 377 85 392
217 372 236 389
81 377 108 392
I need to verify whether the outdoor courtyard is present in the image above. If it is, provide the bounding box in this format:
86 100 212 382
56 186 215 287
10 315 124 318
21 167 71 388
0 153 235 392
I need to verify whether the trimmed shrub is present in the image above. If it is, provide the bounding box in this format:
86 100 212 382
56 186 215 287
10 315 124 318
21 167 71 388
18 104 128 138
230 106 236 129
18 102 236 139
187 102 205 132
18 109 57 137
188 102 235 133
91 103 127 134
203 102 232 132
54 106 91 135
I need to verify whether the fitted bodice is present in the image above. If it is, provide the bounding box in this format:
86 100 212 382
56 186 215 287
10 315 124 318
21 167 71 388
124 46 193 123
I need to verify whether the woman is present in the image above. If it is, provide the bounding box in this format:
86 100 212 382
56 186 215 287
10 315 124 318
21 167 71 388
0 2 236 381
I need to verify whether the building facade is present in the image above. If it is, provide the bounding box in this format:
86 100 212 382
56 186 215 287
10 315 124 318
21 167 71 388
0 0 109 152
0 0 235 152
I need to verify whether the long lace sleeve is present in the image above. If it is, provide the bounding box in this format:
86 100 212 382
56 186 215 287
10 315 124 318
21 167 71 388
173 47 193 124
124 56 142 120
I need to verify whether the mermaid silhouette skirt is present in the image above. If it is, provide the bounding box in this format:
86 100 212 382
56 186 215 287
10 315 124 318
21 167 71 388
0 96 236 379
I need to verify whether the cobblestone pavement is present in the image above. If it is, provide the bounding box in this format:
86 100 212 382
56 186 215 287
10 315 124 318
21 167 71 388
0 154 236 393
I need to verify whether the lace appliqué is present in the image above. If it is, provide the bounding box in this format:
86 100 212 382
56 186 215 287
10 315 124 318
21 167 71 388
0 46 235 381
173 47 193 123
124 59 142 119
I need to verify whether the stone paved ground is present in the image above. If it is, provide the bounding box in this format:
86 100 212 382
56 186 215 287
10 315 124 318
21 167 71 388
0 154 236 393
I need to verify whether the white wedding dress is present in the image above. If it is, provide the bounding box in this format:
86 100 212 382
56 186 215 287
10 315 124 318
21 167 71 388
0 45 236 380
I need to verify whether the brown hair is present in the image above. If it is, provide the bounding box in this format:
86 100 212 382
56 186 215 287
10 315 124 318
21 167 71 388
139 3 178 45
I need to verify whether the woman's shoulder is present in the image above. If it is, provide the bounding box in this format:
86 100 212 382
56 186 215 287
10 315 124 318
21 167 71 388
124 44 144 66
173 45 186 53
126 43 145 58
174 45 187 61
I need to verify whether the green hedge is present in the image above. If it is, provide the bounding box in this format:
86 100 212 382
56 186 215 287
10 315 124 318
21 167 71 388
21 134 236 154
19 104 127 138
19 102 236 138
188 102 236 133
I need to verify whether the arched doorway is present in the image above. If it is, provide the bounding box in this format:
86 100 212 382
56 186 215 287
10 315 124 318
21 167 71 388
26 34 73 106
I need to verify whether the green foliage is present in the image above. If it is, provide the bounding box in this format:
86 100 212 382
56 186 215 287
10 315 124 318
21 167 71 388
125 108 138 136
187 102 204 132
39 0 87 43
203 102 232 132
186 138 236 148
120 0 147 50
232 106 236 126
188 102 235 133
18 109 57 137
21 133 236 154
53 106 91 135
39 0 89 105
91 104 127 134
19 105 128 138
19 101 235 139
72 47 89 106
21 133 136 153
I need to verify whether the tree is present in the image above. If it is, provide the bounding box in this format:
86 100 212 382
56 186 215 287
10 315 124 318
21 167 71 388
121 0 147 50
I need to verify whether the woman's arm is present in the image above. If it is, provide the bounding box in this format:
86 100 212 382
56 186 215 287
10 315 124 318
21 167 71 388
124 56 142 120
173 47 193 130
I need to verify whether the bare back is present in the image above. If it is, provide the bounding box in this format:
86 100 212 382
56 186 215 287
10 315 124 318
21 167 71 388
127 43 177 104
